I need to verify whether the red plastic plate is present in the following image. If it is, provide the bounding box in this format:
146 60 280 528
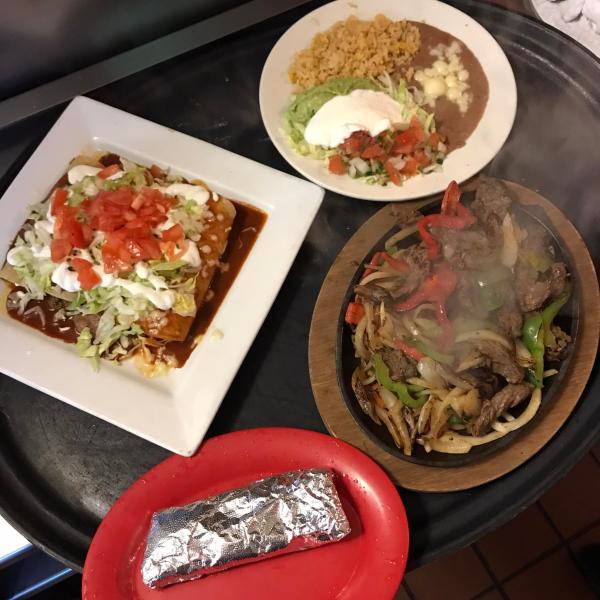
82 428 409 599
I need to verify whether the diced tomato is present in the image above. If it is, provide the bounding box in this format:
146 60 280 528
51 238 72 262
428 132 442 149
410 116 425 143
81 223 94 245
160 240 187 261
344 301 365 325
71 258 101 290
51 188 69 216
401 157 419 176
102 226 162 273
414 149 431 167
162 223 185 242
384 160 402 186
54 207 86 248
78 268 101 290
361 144 386 160
392 129 417 156
341 131 371 157
97 164 121 180
149 164 164 178
328 154 346 175
131 193 145 211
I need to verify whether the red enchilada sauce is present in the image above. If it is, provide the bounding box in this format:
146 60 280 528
165 200 266 365
5 167 266 369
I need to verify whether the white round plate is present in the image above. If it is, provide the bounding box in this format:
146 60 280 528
259 0 517 201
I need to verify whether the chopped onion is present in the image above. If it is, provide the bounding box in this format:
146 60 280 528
384 225 418 253
349 157 370 175
543 368 559 378
388 156 406 170
359 271 393 286
417 357 446 388
501 213 518 268
353 315 368 360
455 329 513 350
491 389 541 434
379 386 399 410
515 340 535 368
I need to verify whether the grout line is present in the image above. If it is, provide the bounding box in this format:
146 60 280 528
495 516 600 587
537 501 568 542
498 543 564 586
589 449 600 469
565 517 600 543
471 543 510 600
404 514 600 599
471 585 500 599
402 580 417 600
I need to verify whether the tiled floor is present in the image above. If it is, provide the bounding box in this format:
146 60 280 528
397 444 600 600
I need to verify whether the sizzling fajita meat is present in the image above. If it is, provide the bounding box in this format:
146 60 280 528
345 178 572 456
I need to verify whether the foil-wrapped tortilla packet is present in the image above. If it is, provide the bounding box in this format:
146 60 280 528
141 468 351 588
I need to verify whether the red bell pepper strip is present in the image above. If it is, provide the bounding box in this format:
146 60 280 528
419 181 477 259
394 264 458 312
418 217 441 260
418 210 477 259
362 251 409 280
361 252 384 280
394 338 424 362
345 301 365 325
441 180 460 215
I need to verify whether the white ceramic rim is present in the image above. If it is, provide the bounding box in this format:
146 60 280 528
259 0 517 201
0 97 324 456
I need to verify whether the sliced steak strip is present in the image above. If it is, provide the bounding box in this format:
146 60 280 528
474 339 524 383
549 262 568 298
381 347 418 381
433 228 497 270
471 177 514 241
468 382 533 436
460 367 500 400
496 288 523 338
545 325 571 362
354 284 389 303
515 262 551 312
472 178 514 223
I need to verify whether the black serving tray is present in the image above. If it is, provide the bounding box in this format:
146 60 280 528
0 0 598 573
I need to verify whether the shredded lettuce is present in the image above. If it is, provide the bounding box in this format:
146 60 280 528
173 292 196 317
149 259 187 272
102 165 147 191
283 74 439 165
76 316 144 370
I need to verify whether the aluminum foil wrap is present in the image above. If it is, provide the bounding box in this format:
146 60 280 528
141 468 351 588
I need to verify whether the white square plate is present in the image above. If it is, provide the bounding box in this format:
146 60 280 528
0 96 324 456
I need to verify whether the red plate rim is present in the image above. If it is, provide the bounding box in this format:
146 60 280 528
82 427 409 600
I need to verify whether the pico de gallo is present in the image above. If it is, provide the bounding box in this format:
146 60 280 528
328 117 446 185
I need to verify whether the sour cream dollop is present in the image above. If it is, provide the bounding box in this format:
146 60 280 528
304 90 407 148
67 165 101 184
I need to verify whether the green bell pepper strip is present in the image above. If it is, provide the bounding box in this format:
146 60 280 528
447 413 466 426
373 354 425 409
410 338 454 365
522 313 544 388
541 282 572 347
